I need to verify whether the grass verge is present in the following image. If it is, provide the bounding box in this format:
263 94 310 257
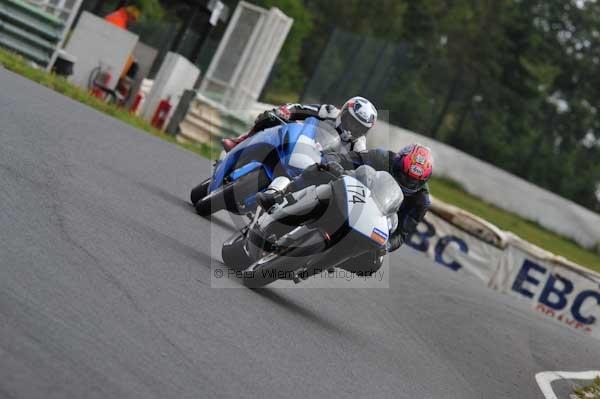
573 377 600 399
2 48 599 272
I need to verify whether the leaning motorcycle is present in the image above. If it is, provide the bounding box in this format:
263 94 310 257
221 165 404 288
190 117 341 216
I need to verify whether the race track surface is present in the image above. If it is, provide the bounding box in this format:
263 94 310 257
1 69 599 399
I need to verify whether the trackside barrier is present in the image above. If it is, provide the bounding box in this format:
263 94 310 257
369 121 600 250
0 0 64 68
177 93 250 146
409 198 600 338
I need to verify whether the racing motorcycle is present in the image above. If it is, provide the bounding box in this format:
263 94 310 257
220 165 404 288
190 116 342 216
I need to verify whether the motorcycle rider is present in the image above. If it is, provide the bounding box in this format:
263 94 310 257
258 144 434 275
246 97 377 208
331 144 433 254
222 96 377 153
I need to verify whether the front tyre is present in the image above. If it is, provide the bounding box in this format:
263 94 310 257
242 229 327 288
242 253 288 288
190 178 210 205
195 167 271 216
194 184 228 216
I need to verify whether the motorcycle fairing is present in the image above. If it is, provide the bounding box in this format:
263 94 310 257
209 118 321 192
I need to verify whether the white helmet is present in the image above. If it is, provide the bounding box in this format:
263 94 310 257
336 96 377 142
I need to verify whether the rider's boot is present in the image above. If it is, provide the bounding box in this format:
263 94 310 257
222 133 250 152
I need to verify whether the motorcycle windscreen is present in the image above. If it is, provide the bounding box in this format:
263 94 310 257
285 119 322 175
210 125 283 191
314 121 342 153
353 166 404 216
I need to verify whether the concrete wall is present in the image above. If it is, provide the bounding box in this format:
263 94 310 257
368 121 600 249
124 41 158 109
65 12 138 91
142 52 200 126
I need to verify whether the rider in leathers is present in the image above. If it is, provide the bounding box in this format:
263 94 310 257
222 98 376 153
277 144 434 276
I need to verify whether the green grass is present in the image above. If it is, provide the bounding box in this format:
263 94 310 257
429 177 600 272
573 377 600 399
2 48 599 273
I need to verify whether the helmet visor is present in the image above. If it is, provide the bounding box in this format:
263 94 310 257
395 171 425 192
340 109 369 138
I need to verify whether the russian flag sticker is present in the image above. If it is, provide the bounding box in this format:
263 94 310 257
370 228 388 245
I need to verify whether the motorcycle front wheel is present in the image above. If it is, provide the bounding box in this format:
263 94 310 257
222 230 252 270
195 167 270 216
190 178 211 205
242 229 327 288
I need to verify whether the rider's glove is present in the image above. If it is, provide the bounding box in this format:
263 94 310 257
318 104 340 119
255 105 291 125
296 162 343 188
274 105 292 121
319 161 345 177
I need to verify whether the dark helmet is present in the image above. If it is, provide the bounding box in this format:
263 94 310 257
335 97 377 141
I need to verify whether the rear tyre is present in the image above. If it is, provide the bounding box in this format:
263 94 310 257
190 178 210 205
222 231 252 270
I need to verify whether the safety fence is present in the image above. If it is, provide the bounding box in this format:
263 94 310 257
0 0 68 68
416 199 600 338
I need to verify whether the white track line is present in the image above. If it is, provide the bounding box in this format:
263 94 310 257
535 371 600 399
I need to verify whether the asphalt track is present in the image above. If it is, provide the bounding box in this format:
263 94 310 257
1 68 600 399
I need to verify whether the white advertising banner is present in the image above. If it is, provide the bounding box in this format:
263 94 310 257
407 203 600 339
491 243 600 338
406 212 504 284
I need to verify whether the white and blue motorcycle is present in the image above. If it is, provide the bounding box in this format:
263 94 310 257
221 165 404 288
190 116 342 216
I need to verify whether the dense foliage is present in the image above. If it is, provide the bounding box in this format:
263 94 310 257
260 0 600 212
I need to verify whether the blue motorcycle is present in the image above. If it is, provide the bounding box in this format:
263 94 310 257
190 117 341 216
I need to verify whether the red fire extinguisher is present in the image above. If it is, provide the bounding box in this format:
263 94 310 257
130 92 143 114
151 97 172 130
